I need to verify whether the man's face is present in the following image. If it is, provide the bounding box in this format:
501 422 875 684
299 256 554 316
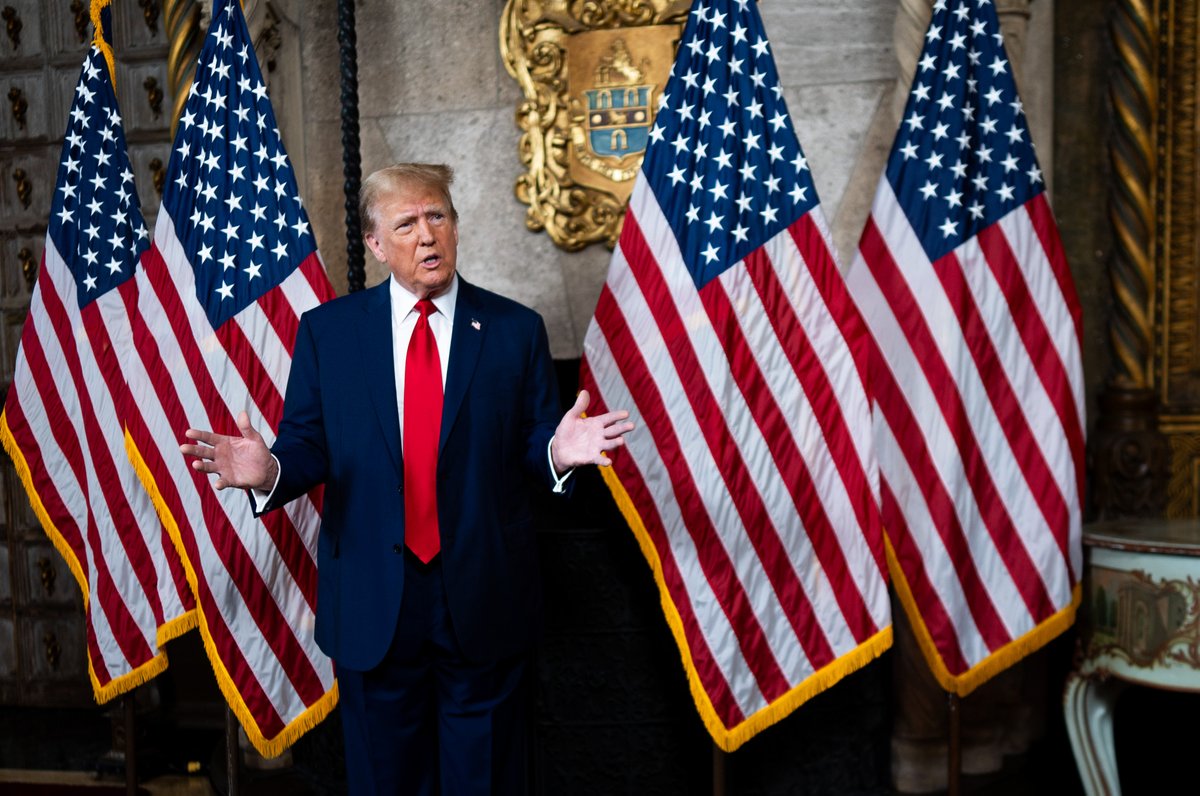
364 182 458 299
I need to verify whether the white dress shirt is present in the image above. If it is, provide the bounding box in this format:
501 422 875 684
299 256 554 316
254 273 571 509
392 274 456 445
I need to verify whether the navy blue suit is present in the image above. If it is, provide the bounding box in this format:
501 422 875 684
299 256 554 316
262 276 564 793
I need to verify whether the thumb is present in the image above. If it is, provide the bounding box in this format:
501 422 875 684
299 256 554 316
572 389 591 418
236 410 259 441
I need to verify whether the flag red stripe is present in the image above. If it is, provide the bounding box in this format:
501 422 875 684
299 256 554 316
860 219 1054 621
858 228 1013 650
869 354 1012 652
622 215 829 679
700 258 878 646
786 216 875 389
80 303 171 627
1023 196 1086 510
299 253 337 305
596 243 792 700
214 316 285 427
141 248 236 435
978 214 1086 515
3 393 116 688
967 230 1072 563
142 247 326 705
780 220 887 574
760 223 890 575
255 284 300 364
879 479 970 674
1025 194 1083 348
615 426 748 727
123 280 291 733
259 506 318 609
593 281 774 700
5 362 88 570
113 280 196 614
580 343 747 728
28 275 154 666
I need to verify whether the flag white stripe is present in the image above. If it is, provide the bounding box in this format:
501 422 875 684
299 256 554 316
847 221 1031 639
954 232 1076 598
607 233 796 706
866 184 1062 611
874 416 990 665
583 307 768 716
144 210 333 723
755 225 889 628
996 207 1086 427
31 243 165 670
626 188 825 682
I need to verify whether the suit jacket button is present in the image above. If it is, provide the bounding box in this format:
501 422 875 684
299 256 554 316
392 544 402 554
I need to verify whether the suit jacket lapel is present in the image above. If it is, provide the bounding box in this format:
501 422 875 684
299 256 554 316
358 280 403 474
441 278 484 454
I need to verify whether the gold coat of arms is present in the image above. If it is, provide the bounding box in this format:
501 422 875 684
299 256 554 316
501 1 691 251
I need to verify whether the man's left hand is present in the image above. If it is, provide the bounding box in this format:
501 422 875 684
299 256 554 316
552 389 635 473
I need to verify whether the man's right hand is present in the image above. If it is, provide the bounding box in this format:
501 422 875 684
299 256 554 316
180 410 278 491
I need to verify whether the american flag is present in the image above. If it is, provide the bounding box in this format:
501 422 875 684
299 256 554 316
580 0 891 751
0 12 195 702
122 0 336 755
846 0 1085 693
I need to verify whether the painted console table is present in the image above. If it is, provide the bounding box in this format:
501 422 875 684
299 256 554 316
1063 519 1200 795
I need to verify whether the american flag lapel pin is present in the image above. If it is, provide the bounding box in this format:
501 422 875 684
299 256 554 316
471 319 481 331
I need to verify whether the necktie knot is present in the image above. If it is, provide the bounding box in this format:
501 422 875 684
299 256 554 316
415 298 436 320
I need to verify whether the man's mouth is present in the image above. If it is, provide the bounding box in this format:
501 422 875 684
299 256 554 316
421 254 441 266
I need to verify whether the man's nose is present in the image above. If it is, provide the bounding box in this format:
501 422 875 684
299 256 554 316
415 218 435 243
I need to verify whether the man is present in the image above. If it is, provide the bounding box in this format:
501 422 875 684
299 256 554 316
181 163 633 794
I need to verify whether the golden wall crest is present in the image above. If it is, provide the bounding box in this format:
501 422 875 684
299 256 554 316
501 1 689 251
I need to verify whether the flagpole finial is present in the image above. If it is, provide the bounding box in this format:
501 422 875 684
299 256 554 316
89 0 117 87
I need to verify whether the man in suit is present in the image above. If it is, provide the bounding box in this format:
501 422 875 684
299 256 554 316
181 163 633 795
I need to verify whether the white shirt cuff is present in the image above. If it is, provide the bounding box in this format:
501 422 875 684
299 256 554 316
547 436 574 494
250 454 282 513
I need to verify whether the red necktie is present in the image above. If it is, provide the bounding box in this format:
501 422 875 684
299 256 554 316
404 299 442 562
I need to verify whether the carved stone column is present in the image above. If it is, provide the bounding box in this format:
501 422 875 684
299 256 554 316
1089 0 1169 519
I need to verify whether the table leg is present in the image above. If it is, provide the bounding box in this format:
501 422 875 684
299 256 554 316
1064 672 1126 795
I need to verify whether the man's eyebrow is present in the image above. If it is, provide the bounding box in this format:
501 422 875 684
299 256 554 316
391 204 447 228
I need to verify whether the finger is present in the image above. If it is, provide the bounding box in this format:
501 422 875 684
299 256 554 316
602 420 635 439
179 443 214 459
184 428 217 444
598 436 626 452
592 409 630 427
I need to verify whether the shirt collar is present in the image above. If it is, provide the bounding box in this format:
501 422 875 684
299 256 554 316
390 272 458 325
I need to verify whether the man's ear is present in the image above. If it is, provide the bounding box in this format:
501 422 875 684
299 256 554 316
364 233 383 262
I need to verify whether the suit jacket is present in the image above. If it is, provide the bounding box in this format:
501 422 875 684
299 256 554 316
264 276 564 671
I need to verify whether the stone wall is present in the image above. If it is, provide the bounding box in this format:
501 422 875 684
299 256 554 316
289 1 1067 362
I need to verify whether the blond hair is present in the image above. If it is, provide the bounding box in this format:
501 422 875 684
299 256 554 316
359 163 458 236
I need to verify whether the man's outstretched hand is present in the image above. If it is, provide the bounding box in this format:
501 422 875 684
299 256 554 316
551 389 635 473
180 410 278 491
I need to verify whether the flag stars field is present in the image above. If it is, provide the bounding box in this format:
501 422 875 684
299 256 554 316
165 33 311 323
50 48 148 298
887 0 1043 262
642 0 817 289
